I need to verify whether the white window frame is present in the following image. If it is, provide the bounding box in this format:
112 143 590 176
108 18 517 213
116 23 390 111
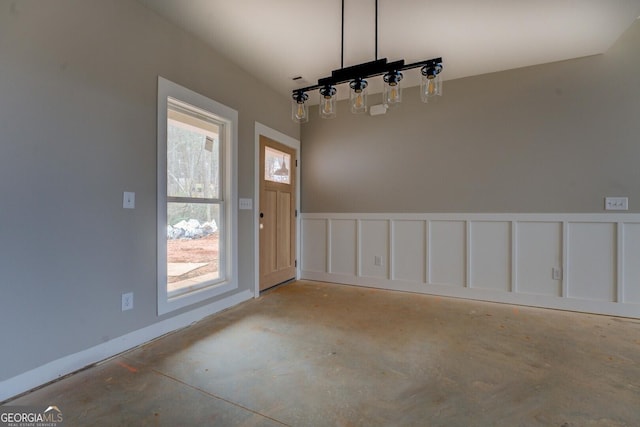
157 77 238 315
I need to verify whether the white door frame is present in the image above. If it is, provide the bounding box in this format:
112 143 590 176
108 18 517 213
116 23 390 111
254 122 301 297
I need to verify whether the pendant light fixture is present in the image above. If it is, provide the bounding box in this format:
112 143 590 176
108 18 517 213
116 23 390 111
349 78 368 114
291 91 309 123
420 63 443 102
319 84 337 119
291 0 443 122
383 70 403 108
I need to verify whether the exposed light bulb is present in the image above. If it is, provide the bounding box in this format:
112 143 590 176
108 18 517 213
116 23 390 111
427 79 436 96
389 85 399 102
296 104 305 119
322 97 333 115
354 93 364 109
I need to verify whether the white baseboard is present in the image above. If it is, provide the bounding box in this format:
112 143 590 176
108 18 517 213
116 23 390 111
0 290 253 402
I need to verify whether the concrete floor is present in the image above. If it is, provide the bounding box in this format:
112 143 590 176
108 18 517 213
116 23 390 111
6 280 640 426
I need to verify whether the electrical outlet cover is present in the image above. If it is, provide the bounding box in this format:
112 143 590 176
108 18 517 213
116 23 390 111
605 197 628 211
122 292 133 311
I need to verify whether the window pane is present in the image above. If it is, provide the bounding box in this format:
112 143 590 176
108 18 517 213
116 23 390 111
265 146 291 184
167 121 220 199
167 202 221 293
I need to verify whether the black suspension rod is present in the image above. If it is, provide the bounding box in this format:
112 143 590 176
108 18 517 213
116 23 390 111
375 0 378 60
341 0 345 69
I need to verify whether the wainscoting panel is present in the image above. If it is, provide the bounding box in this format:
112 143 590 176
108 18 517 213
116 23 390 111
469 221 511 292
330 219 357 276
429 221 466 287
623 223 640 304
301 218 327 273
516 222 562 297
392 220 425 283
301 213 640 319
360 220 389 279
567 222 616 302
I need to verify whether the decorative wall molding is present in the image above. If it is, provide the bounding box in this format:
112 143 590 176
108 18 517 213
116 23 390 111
301 213 640 319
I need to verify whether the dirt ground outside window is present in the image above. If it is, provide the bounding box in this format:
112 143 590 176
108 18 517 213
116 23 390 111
167 233 219 283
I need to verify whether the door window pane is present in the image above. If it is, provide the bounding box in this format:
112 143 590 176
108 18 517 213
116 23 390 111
264 146 291 184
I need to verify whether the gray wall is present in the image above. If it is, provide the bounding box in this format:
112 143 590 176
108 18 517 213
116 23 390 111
0 0 298 381
301 21 640 213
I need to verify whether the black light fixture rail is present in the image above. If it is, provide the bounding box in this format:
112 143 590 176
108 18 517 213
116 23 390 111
294 57 443 95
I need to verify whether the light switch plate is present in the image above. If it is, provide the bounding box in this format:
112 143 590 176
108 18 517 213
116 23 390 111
605 197 628 211
123 192 135 209
239 198 253 210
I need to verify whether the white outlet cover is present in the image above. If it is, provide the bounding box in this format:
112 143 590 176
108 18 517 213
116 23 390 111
605 197 628 211
122 292 133 311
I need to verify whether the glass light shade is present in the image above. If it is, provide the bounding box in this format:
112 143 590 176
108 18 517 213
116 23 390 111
291 96 309 123
319 86 337 119
420 73 442 103
349 79 368 114
383 71 403 108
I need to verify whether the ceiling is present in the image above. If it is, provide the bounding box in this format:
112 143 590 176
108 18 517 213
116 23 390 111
139 0 640 102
